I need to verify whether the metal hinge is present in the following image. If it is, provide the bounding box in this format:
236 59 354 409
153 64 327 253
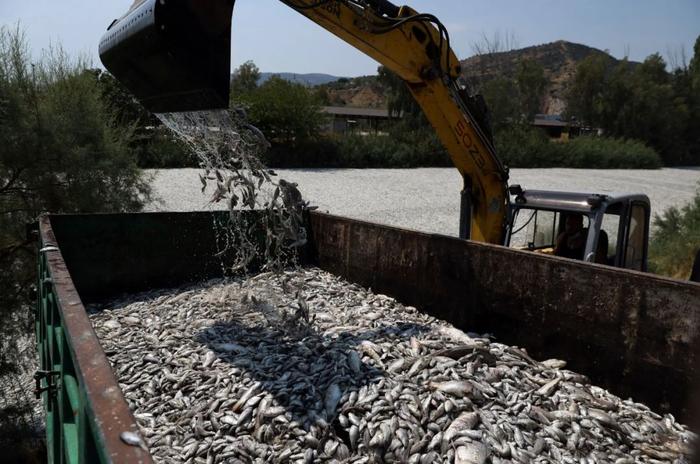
34 370 60 399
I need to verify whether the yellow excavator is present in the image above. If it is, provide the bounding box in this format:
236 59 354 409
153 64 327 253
100 0 652 271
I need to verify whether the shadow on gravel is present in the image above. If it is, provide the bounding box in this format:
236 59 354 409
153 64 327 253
195 319 429 435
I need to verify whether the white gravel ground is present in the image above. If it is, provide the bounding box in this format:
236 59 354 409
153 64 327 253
146 168 700 237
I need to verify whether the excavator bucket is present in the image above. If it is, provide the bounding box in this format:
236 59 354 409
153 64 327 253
99 0 236 113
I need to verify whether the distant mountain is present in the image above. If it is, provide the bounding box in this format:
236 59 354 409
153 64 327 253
460 40 640 115
258 72 344 87
260 41 640 115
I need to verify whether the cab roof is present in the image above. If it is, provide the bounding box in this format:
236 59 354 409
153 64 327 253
511 189 650 214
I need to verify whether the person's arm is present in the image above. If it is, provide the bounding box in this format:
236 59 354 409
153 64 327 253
554 232 567 256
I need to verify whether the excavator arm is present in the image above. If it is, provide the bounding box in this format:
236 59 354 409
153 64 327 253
99 0 510 243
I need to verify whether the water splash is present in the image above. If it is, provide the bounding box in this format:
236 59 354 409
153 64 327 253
156 109 308 273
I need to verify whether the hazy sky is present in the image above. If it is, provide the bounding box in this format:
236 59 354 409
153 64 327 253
1 0 698 76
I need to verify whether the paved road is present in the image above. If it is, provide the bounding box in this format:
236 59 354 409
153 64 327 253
147 168 700 237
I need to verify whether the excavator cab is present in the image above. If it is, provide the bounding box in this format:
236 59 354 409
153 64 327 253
506 188 651 271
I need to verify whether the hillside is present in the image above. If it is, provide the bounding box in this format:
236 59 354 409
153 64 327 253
460 40 637 115
317 76 387 108
258 72 343 87
260 41 638 115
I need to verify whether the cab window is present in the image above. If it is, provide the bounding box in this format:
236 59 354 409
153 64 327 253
510 209 561 250
625 203 648 271
599 212 621 265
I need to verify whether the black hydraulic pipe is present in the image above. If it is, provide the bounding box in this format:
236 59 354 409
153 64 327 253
364 0 401 18
459 176 472 240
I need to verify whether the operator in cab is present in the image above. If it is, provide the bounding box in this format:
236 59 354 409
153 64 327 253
554 214 587 261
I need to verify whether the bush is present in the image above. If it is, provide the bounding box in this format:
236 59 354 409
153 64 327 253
241 76 326 145
262 124 661 170
649 186 700 278
136 128 197 168
559 136 662 169
496 127 662 169
263 125 451 169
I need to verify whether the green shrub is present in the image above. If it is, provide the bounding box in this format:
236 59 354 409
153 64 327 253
649 186 700 278
263 127 451 169
263 125 661 170
495 126 556 168
559 136 662 169
137 128 196 168
496 127 662 169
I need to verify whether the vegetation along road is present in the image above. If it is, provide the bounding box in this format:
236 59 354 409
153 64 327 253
148 168 700 237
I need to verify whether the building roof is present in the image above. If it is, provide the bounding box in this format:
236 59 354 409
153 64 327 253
532 118 569 128
322 106 392 118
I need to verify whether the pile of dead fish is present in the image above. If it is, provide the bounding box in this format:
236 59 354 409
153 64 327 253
89 268 695 463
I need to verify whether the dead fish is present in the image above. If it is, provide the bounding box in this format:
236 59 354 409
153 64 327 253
324 384 342 418
88 267 695 464
455 442 489 464
536 377 561 396
348 350 362 374
429 381 474 398
541 358 567 369
443 412 479 452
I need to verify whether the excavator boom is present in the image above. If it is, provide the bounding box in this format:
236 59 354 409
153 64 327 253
100 0 510 243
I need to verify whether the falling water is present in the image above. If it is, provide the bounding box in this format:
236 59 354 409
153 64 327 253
156 109 308 274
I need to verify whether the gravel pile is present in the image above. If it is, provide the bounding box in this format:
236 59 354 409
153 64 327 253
89 268 695 463
146 168 700 237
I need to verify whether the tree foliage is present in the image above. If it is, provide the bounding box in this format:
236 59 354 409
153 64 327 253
96 69 192 168
0 25 150 452
377 66 421 121
649 185 700 278
240 75 325 145
480 59 547 130
516 60 547 122
231 60 261 97
566 37 700 165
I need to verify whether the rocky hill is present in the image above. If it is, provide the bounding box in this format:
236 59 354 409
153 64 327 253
460 40 637 115
262 41 637 115
317 76 388 108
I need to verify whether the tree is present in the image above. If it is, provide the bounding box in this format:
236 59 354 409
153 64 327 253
516 60 547 122
231 60 261 98
241 76 325 145
650 185 700 278
0 26 150 454
565 54 608 127
376 65 433 134
566 40 700 165
377 66 421 120
481 76 519 130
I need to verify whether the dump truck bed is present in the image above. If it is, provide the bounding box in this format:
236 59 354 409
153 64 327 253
37 211 700 463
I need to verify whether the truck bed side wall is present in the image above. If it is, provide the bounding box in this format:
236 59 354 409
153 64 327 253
308 213 700 419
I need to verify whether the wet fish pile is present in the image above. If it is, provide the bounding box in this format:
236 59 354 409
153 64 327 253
89 268 695 464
